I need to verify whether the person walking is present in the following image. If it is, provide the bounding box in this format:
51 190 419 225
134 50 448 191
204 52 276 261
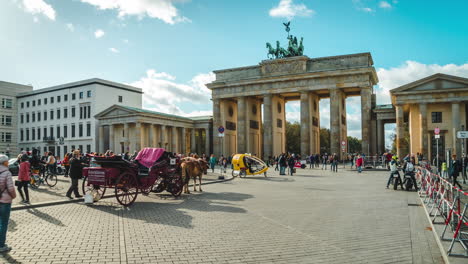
322 153 328 170
66 151 84 199
63 153 70 177
356 155 363 173
449 154 463 189
17 154 31 204
46 152 56 174
279 153 287 175
274 156 279 171
309 154 314 169
287 155 295 176
0 154 16 253
209 154 217 173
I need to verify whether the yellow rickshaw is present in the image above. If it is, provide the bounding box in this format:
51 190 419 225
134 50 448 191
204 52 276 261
231 154 268 177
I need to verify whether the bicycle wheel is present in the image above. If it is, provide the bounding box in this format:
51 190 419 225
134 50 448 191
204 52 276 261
29 176 40 189
46 173 58 187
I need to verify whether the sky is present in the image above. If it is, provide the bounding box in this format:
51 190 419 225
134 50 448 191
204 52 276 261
1 0 468 148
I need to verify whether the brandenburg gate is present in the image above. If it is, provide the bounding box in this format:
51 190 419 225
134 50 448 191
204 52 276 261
207 53 378 158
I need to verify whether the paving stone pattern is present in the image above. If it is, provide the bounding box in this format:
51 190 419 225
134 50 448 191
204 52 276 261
2 167 444 264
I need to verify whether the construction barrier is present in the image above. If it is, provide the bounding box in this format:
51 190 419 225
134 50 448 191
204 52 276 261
417 167 468 257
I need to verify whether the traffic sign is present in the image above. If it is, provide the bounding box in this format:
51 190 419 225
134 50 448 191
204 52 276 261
218 133 225 137
435 134 440 139
434 127 440 135
341 140 346 146
218 126 225 134
457 131 468 139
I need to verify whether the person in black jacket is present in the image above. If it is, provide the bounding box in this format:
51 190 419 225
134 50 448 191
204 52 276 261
449 154 463 190
287 154 295 176
66 150 84 199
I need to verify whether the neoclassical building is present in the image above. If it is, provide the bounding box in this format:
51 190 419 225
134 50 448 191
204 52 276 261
95 105 212 155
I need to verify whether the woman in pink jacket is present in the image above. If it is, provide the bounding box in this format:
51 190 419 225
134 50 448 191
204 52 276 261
17 154 31 204
0 154 16 253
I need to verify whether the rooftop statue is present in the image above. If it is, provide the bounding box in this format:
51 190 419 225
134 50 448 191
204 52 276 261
266 21 304 59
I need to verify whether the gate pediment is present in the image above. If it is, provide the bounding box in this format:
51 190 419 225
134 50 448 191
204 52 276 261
391 73 468 94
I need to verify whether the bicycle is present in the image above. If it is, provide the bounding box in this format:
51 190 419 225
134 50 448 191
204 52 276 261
29 167 58 189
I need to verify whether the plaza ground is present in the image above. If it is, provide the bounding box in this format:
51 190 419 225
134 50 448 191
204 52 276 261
2 167 448 264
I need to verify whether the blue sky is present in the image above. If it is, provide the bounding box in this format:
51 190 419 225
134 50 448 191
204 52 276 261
2 0 468 147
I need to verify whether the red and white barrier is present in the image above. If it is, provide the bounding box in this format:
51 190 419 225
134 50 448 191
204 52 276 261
417 168 468 258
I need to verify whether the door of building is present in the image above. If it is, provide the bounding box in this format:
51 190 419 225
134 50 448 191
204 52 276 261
431 134 445 163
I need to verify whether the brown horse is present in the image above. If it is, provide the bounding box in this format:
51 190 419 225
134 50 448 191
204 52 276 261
181 157 208 194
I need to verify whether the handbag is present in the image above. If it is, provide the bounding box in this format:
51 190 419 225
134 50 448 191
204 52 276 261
15 180 21 186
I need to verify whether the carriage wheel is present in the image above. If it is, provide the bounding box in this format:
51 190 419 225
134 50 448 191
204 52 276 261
239 170 246 178
115 173 138 206
140 184 154 196
82 176 107 202
169 173 184 197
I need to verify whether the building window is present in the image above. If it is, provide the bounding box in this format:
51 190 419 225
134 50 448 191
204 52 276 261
57 95 61 103
50 127 54 138
57 126 61 138
1 132 12 143
86 123 91 137
50 110 54 120
20 114 24 124
71 124 75 138
26 101 30 108
87 105 91 118
64 94 68 101
1 98 12 109
1 116 12 126
32 112 35 122
118 96 123 103
50 97 54 104
79 92 83 99
38 99 41 106
71 145 75 151
79 123 83 137
26 129 29 141
432 112 442 123
64 146 68 155
64 125 68 138
64 107 68 118
72 93 76 100
87 90 91 98
86 144 91 153
44 98 48 105
43 127 47 138
80 107 83 119
26 113 30 123
20 129 24 142
79 145 83 152
37 128 41 140
32 100 36 107
44 111 47 121
38 112 41 121
57 109 61 119
21 102 24 109
32 129 35 141
71 106 76 117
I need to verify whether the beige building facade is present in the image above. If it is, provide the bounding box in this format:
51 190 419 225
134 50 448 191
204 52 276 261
95 105 212 155
390 73 468 160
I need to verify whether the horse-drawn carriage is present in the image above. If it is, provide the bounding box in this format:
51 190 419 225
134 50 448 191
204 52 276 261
82 148 185 206
231 154 268 177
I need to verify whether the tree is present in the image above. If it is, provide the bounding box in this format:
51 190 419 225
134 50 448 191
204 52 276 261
320 128 330 154
285 121 300 154
347 136 362 153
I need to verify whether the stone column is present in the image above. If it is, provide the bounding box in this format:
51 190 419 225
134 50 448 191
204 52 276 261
135 122 142 151
123 123 129 152
361 87 372 155
181 127 186 155
98 125 104 153
212 99 221 156
205 127 211 155
109 124 114 152
300 91 310 157
160 125 166 149
329 89 341 156
396 105 405 158
151 124 157 147
263 94 273 159
377 119 384 154
237 96 247 154
170 126 176 153
452 102 461 157
419 103 428 158
191 129 196 153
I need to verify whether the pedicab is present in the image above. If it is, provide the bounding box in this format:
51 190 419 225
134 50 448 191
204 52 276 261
231 154 268 178
82 148 184 206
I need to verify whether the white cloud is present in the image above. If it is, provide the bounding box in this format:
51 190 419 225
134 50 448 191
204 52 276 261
269 0 314 19
21 0 56 20
376 61 468 104
66 23 75 32
379 1 392 9
94 29 105 38
123 39 129 44
360 7 374 12
131 70 215 116
109 47 120 53
79 0 190 24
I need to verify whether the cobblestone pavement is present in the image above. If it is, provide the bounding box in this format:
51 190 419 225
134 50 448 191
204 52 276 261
1 167 444 264
11 171 227 207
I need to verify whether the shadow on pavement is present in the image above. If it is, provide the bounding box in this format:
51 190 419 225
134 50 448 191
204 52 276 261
26 208 66 227
89 191 254 229
0 253 23 264
7 219 17 233
241 176 295 182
